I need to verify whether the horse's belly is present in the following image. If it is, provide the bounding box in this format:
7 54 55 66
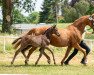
50 35 69 47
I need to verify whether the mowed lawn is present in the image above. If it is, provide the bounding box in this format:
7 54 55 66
0 47 94 75
0 23 94 75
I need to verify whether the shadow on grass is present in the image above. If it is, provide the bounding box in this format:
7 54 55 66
0 63 88 68
0 64 63 68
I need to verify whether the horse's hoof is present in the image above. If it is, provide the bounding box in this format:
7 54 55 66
25 63 28 66
61 62 64 66
47 59 51 64
35 62 38 66
64 61 69 65
80 60 87 66
25 61 29 66
54 62 56 65
35 64 37 66
11 62 13 65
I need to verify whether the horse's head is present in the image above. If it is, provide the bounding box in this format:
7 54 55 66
50 25 60 36
88 14 94 33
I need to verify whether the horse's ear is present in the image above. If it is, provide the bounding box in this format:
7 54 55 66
89 15 93 21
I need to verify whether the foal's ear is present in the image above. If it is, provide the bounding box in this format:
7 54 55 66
52 25 56 28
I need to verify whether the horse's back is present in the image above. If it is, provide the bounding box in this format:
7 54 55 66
27 26 51 35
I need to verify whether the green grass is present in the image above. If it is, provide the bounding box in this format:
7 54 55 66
0 48 94 75
0 23 94 74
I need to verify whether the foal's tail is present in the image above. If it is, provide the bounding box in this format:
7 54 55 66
12 37 22 49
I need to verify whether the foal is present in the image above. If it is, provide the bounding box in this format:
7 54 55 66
11 25 60 65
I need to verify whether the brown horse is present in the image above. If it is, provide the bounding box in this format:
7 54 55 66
11 25 60 65
12 14 94 65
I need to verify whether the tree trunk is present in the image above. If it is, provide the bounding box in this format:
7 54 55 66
2 0 13 33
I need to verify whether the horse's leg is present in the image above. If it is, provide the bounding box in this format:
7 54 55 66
20 45 32 65
61 46 72 66
42 52 51 64
35 47 44 66
73 43 87 64
25 47 37 65
21 50 27 60
11 48 21 65
45 47 56 65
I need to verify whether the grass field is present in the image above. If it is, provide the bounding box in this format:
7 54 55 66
0 47 94 75
0 23 94 75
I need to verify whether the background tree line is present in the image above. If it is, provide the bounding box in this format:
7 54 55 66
0 0 94 33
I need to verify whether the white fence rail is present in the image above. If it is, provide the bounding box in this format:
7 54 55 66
0 36 94 52
0 36 18 52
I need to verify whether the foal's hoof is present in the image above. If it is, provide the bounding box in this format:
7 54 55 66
11 62 13 65
35 62 38 66
54 62 56 65
61 62 64 66
25 63 29 66
47 59 51 64
25 61 29 66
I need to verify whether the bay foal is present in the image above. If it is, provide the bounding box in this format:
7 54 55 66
11 25 60 65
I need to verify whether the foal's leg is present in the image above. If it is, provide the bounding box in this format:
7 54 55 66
45 47 56 65
35 47 44 65
61 46 72 65
42 52 51 64
11 48 21 65
21 50 27 60
25 47 37 65
21 45 31 58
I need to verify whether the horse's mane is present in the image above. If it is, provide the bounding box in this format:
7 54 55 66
73 17 84 25
72 15 89 26
26 26 51 35
42 27 51 35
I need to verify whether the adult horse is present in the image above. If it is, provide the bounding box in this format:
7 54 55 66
12 14 94 65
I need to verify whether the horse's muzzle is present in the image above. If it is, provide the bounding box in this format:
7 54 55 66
57 33 60 36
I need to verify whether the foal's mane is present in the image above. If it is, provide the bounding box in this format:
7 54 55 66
42 27 52 35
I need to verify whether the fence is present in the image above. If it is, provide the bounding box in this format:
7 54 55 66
0 36 18 53
0 35 94 53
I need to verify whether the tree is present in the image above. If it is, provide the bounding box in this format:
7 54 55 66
74 0 90 16
13 9 27 24
27 12 39 24
1 0 36 33
63 6 79 22
2 0 13 33
62 0 91 22
39 0 52 23
39 0 62 23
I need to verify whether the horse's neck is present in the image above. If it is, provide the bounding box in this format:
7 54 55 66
44 32 52 40
43 30 52 40
72 20 86 34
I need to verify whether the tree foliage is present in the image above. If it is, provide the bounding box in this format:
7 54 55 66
62 0 94 22
14 0 36 12
74 0 90 16
1 0 36 33
27 12 39 24
13 9 27 24
63 6 79 23
39 0 62 23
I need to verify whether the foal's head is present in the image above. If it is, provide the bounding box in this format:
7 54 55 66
43 25 60 39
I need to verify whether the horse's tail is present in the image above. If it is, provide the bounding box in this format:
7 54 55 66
12 37 22 49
